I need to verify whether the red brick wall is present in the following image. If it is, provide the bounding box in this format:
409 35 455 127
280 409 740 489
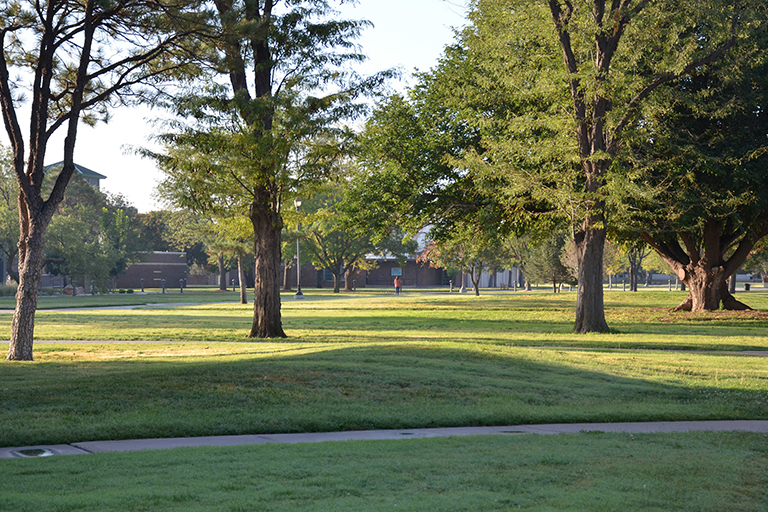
116 252 187 289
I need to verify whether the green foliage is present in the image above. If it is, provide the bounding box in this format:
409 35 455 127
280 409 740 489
0 145 18 282
148 0 391 219
744 239 768 277
301 188 374 292
617 52 768 241
419 221 506 295
302 181 416 292
134 210 209 269
525 232 576 291
43 174 141 291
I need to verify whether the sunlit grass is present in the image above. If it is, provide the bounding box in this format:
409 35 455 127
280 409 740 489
3 290 767 352
1 291 767 448
2 290 767 510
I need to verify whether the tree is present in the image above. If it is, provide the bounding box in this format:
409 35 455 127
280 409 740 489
744 240 768 287
503 237 532 291
617 46 768 311
150 1 385 338
208 216 252 303
419 222 502 296
453 0 751 332
280 227 298 291
2 0 203 360
601 241 625 289
302 190 374 293
625 245 651 292
0 144 18 283
525 232 575 293
45 173 138 292
134 210 210 271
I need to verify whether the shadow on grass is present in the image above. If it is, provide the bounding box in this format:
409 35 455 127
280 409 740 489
1 343 766 447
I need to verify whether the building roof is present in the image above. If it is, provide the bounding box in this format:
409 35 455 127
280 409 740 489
43 162 107 180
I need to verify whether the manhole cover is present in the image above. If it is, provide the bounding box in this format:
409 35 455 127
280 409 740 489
13 449 55 458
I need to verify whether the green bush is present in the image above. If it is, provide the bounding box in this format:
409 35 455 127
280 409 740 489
0 285 16 297
127 289 134 294
118 289 126 294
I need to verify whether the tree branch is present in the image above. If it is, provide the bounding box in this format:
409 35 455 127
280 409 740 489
608 10 740 152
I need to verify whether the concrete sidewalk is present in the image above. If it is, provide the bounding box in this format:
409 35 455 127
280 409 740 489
3 420 767 459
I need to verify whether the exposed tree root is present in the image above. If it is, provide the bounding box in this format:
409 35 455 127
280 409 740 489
721 290 752 311
672 295 693 312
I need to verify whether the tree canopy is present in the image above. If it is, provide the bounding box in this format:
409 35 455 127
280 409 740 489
148 0 388 338
353 0 765 329
2 0 204 360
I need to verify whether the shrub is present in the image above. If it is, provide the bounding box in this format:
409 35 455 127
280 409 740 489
0 284 17 297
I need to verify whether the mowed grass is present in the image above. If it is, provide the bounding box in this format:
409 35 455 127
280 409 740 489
1 291 767 448
2 432 767 512
5 289 768 351
2 291 768 511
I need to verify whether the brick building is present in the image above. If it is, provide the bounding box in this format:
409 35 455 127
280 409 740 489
115 252 187 289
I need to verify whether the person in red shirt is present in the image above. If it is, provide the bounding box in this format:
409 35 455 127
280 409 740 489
394 276 402 295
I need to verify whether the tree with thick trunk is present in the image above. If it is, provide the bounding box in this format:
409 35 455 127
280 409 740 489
151 1 382 337
545 0 740 332
2 0 201 360
217 254 228 291
642 221 768 312
621 51 768 311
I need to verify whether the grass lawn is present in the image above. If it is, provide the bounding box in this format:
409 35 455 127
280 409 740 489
1 290 767 510
1 291 767 447
1 432 767 511
0 288 246 310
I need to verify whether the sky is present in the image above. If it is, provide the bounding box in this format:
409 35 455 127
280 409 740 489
7 0 468 213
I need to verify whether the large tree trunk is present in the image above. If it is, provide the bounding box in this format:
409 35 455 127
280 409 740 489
248 199 285 338
674 264 750 312
469 266 480 296
7 221 46 361
643 219 763 313
218 254 227 291
574 225 610 333
344 266 354 292
282 259 292 291
332 271 340 293
237 253 247 304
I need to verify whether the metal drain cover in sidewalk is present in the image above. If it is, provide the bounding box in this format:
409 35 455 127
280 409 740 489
12 449 55 458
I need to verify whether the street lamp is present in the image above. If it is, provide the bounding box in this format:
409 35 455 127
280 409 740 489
294 198 304 300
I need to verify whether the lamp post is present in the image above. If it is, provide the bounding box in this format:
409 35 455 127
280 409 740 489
294 198 304 300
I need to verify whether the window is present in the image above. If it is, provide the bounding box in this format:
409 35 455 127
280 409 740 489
322 269 344 282
391 267 402 277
